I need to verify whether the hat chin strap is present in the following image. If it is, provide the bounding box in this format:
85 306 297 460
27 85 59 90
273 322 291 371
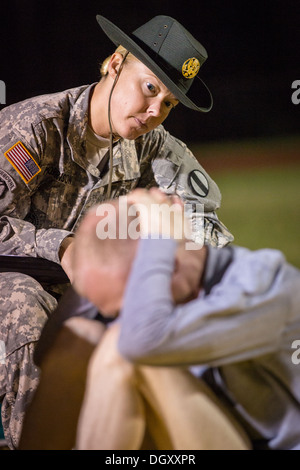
107 52 129 199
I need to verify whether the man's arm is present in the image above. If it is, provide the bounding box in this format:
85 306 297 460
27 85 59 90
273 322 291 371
119 239 289 367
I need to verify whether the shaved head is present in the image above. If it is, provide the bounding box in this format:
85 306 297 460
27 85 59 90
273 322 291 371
72 199 139 315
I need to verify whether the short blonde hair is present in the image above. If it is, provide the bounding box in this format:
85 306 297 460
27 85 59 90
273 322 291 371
100 45 137 77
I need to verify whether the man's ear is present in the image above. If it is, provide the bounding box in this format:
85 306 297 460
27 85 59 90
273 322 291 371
107 52 124 79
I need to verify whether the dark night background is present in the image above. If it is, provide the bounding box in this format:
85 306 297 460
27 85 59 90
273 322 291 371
1 0 299 144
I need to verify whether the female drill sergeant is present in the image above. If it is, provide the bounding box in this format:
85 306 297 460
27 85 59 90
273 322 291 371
0 14 233 448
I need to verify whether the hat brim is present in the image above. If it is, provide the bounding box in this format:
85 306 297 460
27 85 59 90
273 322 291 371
96 15 213 112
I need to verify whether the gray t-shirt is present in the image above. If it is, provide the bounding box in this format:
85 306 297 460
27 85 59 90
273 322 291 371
119 238 300 450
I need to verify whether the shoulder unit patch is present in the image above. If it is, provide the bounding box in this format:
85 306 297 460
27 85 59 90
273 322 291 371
188 170 209 197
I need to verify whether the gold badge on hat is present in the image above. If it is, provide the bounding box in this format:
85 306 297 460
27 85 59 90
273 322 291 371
182 57 201 79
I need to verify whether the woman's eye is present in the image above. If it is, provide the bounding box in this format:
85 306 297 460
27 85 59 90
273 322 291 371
146 82 156 93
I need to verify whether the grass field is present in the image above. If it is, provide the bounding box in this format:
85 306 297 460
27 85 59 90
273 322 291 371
191 135 300 268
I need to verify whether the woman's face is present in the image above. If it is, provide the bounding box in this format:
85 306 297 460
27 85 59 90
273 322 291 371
108 56 179 140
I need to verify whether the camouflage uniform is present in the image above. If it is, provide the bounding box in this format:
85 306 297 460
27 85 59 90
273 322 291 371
0 83 233 448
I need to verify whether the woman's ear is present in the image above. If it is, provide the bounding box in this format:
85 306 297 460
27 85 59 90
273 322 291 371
107 52 124 79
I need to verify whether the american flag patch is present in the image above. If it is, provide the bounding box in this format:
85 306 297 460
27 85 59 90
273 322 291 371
4 141 41 183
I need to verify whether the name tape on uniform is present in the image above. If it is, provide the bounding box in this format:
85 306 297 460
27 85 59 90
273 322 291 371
0 168 16 191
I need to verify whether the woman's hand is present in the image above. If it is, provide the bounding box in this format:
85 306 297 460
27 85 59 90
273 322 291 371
125 187 191 240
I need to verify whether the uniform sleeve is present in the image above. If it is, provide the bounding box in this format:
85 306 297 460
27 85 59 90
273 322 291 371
118 238 292 367
0 106 73 264
137 126 233 248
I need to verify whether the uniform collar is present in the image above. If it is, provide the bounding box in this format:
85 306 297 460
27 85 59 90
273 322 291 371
67 83 140 182
67 83 96 169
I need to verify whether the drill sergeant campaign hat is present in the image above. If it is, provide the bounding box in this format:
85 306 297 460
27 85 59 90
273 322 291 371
96 15 213 112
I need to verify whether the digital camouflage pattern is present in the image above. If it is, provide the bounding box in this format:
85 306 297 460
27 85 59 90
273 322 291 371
0 83 233 448
0 273 57 449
